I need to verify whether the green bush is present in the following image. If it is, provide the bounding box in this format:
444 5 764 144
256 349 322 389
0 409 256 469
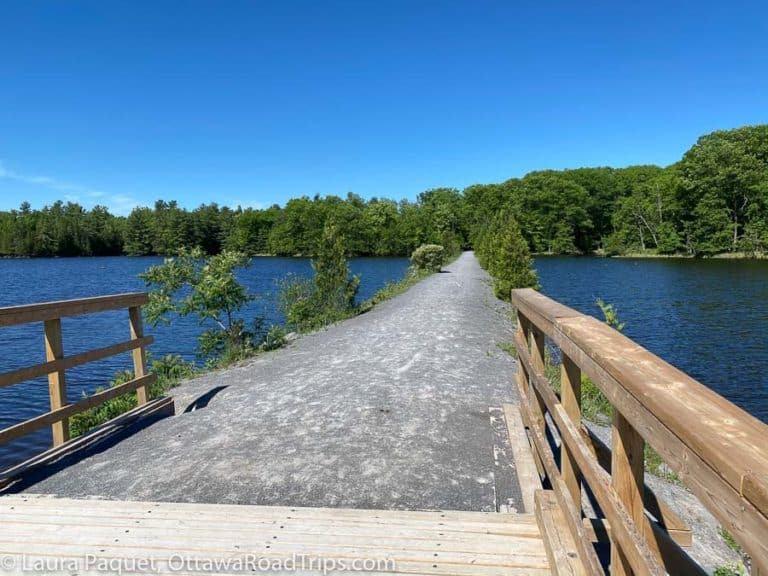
475 211 538 299
713 563 746 576
140 248 258 360
69 354 197 438
261 324 287 351
280 221 360 332
410 244 445 272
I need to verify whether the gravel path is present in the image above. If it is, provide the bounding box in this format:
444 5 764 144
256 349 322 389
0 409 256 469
18 252 522 511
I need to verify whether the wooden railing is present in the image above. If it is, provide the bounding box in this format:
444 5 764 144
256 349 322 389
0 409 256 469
511 288 768 576
0 293 157 456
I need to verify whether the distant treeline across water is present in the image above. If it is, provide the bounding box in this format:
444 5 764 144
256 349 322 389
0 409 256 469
2 124 768 260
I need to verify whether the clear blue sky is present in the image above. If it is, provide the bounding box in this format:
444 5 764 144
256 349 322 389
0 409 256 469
1 1 766 215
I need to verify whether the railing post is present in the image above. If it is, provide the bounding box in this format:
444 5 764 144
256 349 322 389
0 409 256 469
516 310 546 479
611 412 645 575
561 354 582 509
528 322 549 445
44 318 69 446
128 306 149 406
515 310 530 390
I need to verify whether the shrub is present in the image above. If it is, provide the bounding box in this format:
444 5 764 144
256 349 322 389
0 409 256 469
261 324 287 351
280 221 360 331
410 244 445 272
713 563 746 576
479 211 539 299
140 248 258 360
69 354 197 438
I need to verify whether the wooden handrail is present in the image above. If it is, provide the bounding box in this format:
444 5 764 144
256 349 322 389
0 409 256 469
0 292 148 327
0 293 154 466
511 288 768 575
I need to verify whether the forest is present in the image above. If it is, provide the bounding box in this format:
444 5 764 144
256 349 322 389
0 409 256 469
1 124 766 259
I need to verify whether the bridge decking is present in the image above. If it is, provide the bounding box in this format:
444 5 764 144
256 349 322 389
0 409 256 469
0 495 553 576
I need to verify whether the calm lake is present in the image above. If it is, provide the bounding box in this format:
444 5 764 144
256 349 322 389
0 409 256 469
0 255 766 469
534 256 768 425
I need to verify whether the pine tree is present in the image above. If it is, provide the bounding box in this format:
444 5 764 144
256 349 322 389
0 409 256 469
312 221 360 312
486 211 539 299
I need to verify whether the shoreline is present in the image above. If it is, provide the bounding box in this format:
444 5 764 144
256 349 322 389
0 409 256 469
531 251 768 260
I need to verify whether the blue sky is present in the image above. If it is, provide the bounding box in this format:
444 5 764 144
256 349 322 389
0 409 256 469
1 1 766 215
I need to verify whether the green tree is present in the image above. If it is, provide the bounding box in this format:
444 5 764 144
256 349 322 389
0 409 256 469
281 221 360 330
311 221 360 315
519 173 593 254
685 193 733 256
124 207 155 255
679 125 768 251
608 170 682 253
140 248 257 360
476 211 539 299
151 200 191 255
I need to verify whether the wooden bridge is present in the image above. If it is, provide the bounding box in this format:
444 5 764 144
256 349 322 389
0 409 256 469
0 290 766 575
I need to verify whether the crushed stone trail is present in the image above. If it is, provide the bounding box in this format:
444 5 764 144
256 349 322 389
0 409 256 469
18 252 523 512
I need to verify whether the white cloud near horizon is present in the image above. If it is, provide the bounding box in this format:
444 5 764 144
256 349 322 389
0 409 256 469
0 160 139 216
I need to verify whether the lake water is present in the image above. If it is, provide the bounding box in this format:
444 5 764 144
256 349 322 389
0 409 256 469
0 256 411 468
0 255 766 470
534 256 768 425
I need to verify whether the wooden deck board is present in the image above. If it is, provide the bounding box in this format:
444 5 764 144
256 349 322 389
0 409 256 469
0 495 552 575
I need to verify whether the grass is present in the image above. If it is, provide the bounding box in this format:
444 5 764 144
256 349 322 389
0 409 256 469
712 528 747 576
719 527 743 554
495 341 517 358
713 563 747 576
359 268 432 312
644 444 681 484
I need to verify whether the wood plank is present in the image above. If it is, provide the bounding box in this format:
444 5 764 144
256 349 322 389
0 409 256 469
515 375 605 576
0 292 148 327
0 336 154 389
128 306 148 405
515 332 665 576
44 318 69 445
610 412 647 575
560 354 582 507
581 518 706 576
515 313 546 481
502 403 541 514
580 425 691 546
535 490 587 576
0 553 549 576
0 498 551 576
0 373 156 446
0 397 174 485
551 325 768 570
511 289 581 336
0 519 542 554
0 529 548 566
0 496 540 527
512 288 768 570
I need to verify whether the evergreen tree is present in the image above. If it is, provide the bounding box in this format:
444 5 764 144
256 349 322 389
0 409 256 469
312 221 360 313
124 207 155 256
483 211 539 300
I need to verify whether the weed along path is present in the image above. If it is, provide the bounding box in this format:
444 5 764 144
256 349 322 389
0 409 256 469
18 252 524 512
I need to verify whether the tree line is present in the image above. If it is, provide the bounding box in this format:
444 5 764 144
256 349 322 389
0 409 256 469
2 124 766 258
